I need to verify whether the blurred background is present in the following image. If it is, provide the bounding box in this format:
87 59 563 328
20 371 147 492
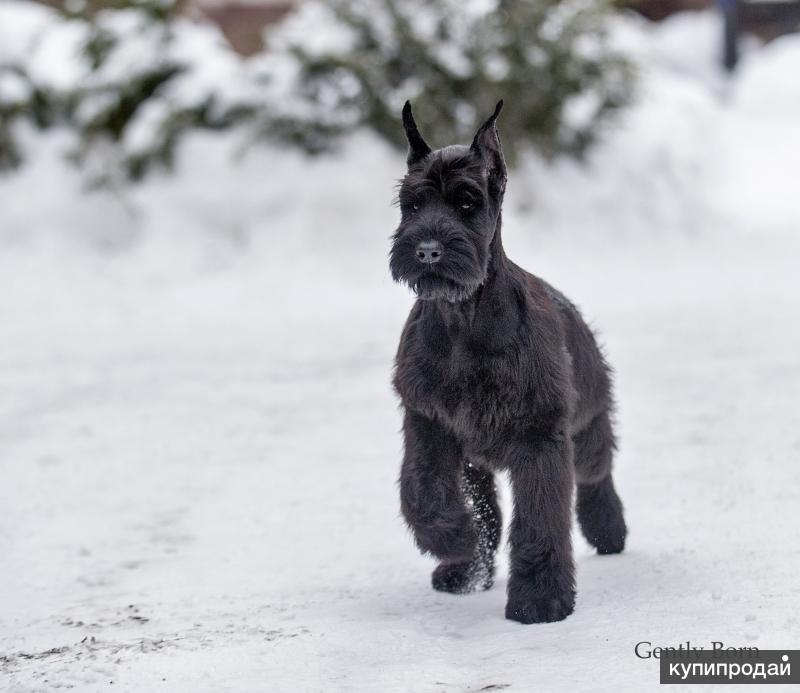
1 0 799 690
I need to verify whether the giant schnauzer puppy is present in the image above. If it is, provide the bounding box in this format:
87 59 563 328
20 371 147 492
390 101 627 624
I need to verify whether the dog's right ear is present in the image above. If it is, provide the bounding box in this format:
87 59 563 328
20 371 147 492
402 101 432 167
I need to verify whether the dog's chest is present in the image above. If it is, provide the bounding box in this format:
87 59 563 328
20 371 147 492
399 337 529 445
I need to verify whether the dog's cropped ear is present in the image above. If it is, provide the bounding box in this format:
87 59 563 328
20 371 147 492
471 100 507 195
402 101 432 167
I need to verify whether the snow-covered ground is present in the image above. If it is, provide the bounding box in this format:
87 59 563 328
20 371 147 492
2 9 800 693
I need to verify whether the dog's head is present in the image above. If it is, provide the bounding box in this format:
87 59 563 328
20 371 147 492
389 101 508 303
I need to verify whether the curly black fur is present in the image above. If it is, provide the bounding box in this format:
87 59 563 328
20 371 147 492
391 101 627 624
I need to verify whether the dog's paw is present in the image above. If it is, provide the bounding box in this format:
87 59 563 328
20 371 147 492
577 478 627 555
594 510 627 555
432 560 493 594
582 514 626 555
595 525 626 555
505 582 575 624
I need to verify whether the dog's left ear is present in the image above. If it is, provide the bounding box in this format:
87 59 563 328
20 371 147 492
471 100 507 196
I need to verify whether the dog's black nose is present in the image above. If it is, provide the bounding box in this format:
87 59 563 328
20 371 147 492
415 240 443 264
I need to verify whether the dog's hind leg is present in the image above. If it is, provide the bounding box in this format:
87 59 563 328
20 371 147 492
574 411 626 555
399 411 478 565
431 462 501 594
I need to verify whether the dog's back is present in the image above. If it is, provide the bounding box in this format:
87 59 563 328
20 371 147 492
524 270 615 433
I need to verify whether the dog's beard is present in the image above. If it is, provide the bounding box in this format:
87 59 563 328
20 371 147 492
389 228 488 303
412 274 481 303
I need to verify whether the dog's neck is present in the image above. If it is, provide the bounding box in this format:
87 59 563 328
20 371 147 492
431 214 520 346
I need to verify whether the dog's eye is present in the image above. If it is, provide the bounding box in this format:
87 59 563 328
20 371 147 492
412 204 419 212
460 201 473 211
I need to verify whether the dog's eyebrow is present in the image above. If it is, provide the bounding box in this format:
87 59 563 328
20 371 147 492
442 175 484 200
402 177 439 199
432 155 484 199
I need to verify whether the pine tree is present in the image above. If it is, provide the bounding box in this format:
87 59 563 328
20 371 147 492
64 0 245 185
0 21 58 170
1 0 634 182
1 0 241 182
265 0 634 163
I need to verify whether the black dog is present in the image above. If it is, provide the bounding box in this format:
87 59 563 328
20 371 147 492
390 101 627 624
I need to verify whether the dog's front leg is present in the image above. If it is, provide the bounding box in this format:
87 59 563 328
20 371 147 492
505 429 576 624
399 410 476 562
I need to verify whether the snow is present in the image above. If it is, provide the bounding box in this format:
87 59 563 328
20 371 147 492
0 2 56 63
0 71 30 104
1 8 800 693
